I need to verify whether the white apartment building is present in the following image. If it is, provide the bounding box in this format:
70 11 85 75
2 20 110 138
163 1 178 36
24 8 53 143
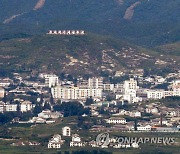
44 74 59 88
106 117 127 124
123 89 137 103
114 83 124 93
0 87 5 98
103 84 115 91
51 85 102 100
164 91 173 97
0 101 5 113
20 101 33 112
0 78 11 87
62 126 71 136
88 77 103 89
123 78 139 93
172 80 180 96
5 104 17 112
147 90 165 99
123 78 141 103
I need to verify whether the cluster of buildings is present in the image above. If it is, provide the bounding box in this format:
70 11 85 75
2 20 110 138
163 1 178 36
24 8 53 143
48 126 86 149
147 80 180 99
0 71 179 150
1 72 179 106
51 76 103 101
28 109 63 124
48 126 140 149
46 73 180 103
0 100 33 113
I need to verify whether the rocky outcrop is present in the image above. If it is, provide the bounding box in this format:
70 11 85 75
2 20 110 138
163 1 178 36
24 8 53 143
123 1 141 20
3 0 46 24
116 0 124 5
33 0 46 10
3 13 25 24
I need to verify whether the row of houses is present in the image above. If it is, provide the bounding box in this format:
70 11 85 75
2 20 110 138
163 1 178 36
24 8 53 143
48 133 139 149
0 101 33 113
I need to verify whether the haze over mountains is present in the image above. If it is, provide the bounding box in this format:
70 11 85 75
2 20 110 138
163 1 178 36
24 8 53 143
0 0 179 47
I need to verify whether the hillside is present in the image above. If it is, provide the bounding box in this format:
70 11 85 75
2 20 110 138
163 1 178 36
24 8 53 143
0 0 179 47
0 33 179 76
156 42 180 56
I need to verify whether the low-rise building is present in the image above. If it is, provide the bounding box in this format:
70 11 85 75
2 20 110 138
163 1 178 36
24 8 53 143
38 110 63 119
129 111 141 117
48 134 64 149
137 124 151 131
70 134 85 147
5 104 17 112
147 90 165 99
146 107 159 115
106 117 127 124
0 78 12 87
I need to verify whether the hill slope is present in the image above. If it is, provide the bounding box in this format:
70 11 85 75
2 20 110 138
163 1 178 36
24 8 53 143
0 33 179 76
0 0 179 47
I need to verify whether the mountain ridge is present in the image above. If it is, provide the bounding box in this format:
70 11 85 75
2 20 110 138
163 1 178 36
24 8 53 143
0 33 179 76
0 0 179 47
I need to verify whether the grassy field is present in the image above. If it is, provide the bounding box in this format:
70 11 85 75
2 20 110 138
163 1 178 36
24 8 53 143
0 116 179 154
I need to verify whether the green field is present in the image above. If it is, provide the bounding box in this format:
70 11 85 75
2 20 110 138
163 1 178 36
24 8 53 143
0 116 179 154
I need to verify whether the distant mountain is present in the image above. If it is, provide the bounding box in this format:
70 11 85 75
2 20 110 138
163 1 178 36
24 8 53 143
0 0 179 47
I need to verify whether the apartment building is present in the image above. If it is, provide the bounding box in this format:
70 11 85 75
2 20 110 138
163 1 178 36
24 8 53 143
51 85 102 100
88 77 103 89
44 74 59 88
147 90 165 99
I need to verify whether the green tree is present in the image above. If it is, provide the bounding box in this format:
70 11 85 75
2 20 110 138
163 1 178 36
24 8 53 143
43 102 51 110
54 101 90 117
33 104 42 116
85 97 94 105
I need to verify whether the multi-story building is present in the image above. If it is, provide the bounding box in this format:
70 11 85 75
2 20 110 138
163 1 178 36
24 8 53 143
103 84 115 91
172 80 180 96
0 101 5 113
20 101 33 112
44 74 59 88
123 78 140 103
51 85 102 100
5 104 17 112
164 91 173 97
88 77 103 89
0 87 5 98
62 126 71 136
147 90 165 99
123 78 139 93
